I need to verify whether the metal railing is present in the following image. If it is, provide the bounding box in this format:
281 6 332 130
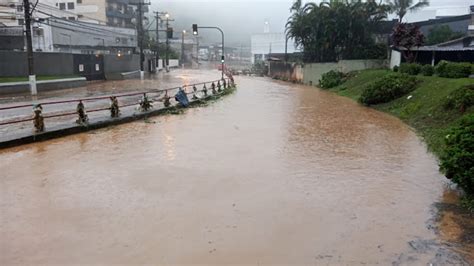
0 78 233 127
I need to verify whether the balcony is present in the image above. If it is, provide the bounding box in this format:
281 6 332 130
106 8 134 19
107 0 129 5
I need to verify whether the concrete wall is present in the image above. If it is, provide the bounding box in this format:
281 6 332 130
0 51 75 77
103 54 139 74
268 62 303 83
0 78 87 95
303 59 387 85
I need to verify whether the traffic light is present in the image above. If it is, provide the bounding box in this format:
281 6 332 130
221 55 225 63
192 24 198 35
167 27 173 39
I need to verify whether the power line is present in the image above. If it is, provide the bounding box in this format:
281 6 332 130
34 2 109 25
34 10 136 38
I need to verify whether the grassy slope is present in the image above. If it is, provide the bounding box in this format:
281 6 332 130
331 69 474 157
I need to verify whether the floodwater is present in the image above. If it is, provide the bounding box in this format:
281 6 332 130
0 70 472 265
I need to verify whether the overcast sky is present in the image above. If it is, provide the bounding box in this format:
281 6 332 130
150 0 473 47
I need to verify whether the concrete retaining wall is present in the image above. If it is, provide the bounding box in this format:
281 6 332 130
0 77 87 95
303 59 388 85
269 59 387 85
268 62 304 83
0 51 75 77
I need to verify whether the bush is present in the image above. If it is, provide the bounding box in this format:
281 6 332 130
440 114 474 195
435 60 472 78
399 63 422 75
359 73 419 105
319 70 345 89
443 84 474 113
393 65 399 72
421 65 434 76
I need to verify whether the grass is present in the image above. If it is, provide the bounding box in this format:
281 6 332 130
0 75 80 83
330 69 474 157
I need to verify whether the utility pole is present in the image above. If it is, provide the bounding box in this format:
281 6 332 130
154 11 160 69
165 14 170 72
130 0 150 79
195 36 199 68
23 0 37 95
181 30 185 68
137 1 144 79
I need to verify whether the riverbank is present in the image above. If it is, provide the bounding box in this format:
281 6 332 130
331 69 474 189
330 69 473 158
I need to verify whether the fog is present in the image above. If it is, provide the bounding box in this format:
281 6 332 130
150 0 473 47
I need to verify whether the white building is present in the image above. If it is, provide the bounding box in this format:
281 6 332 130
0 0 147 28
250 21 298 63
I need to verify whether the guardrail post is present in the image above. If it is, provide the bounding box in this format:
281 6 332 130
110 96 120 117
76 100 88 124
33 104 44 132
211 82 216 95
139 93 153 111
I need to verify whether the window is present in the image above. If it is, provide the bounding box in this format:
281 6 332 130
68 17 75 20
78 14 83 18
18 19 24 25
67 2 74 10
77 0 82 3
16 5 23 12
59 3 65 10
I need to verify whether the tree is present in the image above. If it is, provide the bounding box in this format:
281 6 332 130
392 23 424 62
385 0 429 22
286 0 390 62
426 25 465 45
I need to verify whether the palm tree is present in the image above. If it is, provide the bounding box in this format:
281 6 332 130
385 0 429 22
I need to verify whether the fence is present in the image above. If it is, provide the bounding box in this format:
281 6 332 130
0 78 232 130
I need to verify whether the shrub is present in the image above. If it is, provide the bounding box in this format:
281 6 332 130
421 64 434 76
393 65 399 72
359 73 419 105
440 114 474 195
435 60 472 78
399 63 422 75
319 70 345 89
443 84 474 113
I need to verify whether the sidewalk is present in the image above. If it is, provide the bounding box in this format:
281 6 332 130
0 68 232 148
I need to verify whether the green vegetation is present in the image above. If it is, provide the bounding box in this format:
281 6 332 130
286 0 390 62
421 64 434 76
426 25 465 45
319 70 345 89
443 85 474 113
359 73 418 105
0 75 80 83
435 60 473 79
399 63 421 75
440 114 474 196
330 69 474 207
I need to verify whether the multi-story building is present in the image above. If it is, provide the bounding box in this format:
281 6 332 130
0 0 147 28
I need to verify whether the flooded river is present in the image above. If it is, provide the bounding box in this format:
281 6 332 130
0 70 472 265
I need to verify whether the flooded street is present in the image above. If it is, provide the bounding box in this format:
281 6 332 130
0 70 472 265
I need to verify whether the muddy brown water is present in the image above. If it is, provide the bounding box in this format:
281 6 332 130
0 70 472 265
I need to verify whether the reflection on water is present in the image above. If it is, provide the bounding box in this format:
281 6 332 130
0 71 471 265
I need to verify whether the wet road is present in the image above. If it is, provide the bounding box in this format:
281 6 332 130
0 69 472 265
